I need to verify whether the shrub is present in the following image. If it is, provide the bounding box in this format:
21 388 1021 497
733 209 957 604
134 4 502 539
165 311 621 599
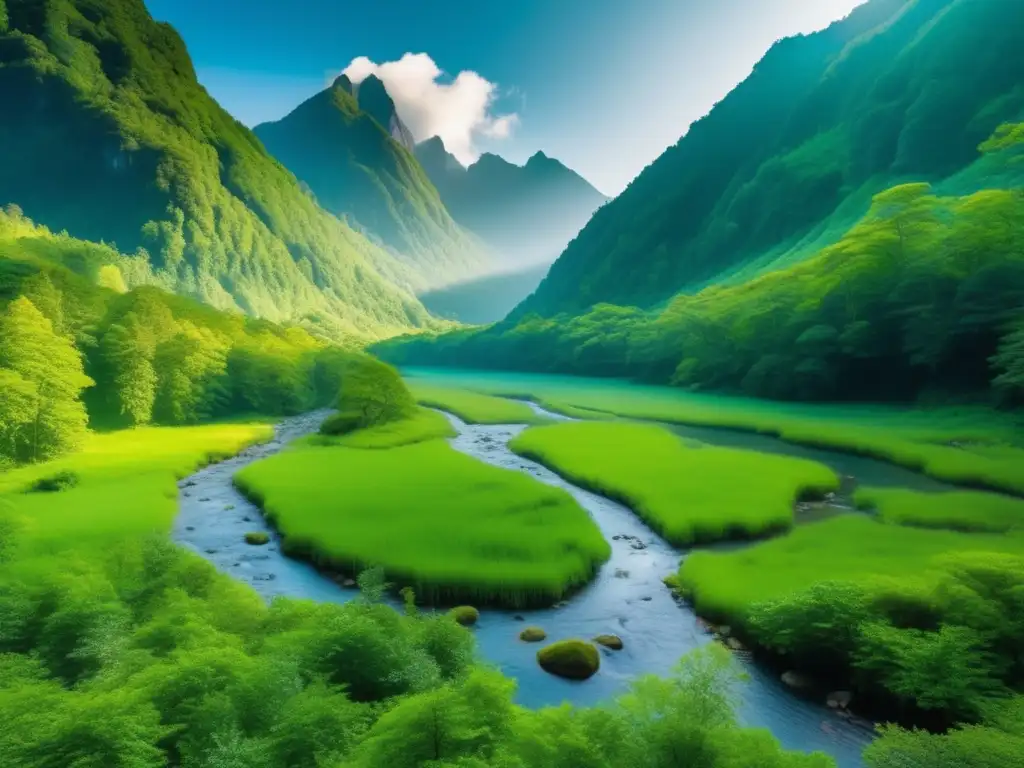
537 639 600 680
27 470 79 493
244 531 270 546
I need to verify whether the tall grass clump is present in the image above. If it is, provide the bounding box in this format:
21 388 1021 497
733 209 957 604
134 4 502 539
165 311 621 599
234 439 610 608
402 368 1024 496
312 407 455 450
408 383 550 425
510 421 838 546
856 487 1024 533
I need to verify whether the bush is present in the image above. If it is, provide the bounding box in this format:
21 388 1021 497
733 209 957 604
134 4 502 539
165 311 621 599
27 470 79 493
244 531 270 546
537 639 600 680
320 411 363 436
450 606 479 626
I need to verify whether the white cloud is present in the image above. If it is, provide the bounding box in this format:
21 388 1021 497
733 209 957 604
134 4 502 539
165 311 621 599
340 53 518 165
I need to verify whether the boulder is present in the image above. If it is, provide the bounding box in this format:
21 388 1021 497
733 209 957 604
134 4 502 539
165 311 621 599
827 690 853 710
537 640 600 680
450 606 480 627
781 670 813 690
593 634 624 650
519 626 547 642
726 637 745 651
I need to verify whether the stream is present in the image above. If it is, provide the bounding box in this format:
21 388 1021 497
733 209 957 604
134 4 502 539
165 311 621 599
174 405 879 768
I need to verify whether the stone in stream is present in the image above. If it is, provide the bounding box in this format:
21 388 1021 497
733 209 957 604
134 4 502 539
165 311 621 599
594 634 624 650
781 671 813 690
519 626 547 642
827 691 853 710
185 526 195 532
537 640 601 680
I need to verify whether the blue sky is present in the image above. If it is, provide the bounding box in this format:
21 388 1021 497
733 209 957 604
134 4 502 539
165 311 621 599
145 0 865 195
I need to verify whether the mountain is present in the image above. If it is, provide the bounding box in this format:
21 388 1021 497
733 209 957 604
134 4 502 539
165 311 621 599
516 0 1024 319
419 263 551 325
254 75 492 292
0 0 433 341
416 137 608 269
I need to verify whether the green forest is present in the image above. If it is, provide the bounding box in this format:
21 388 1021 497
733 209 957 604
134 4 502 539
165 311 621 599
0 0 433 340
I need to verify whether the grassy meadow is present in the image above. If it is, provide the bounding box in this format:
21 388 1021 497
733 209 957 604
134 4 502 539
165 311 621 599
402 368 1024 496
855 487 1024 534
408 383 550 424
675 515 1024 621
509 421 839 546
0 422 272 551
233 438 611 607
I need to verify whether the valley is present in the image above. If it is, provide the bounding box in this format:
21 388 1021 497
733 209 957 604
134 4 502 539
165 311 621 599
3 0 1024 766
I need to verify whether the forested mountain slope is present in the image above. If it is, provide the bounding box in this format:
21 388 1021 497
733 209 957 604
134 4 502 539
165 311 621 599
0 0 434 340
255 75 492 292
516 0 1024 318
416 137 608 268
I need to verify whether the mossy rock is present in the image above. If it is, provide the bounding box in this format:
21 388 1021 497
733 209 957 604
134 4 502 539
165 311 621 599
593 634 624 650
537 639 600 680
519 626 547 642
450 606 479 626
244 531 270 546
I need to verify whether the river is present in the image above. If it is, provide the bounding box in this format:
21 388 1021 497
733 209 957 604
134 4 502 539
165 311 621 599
173 405 880 768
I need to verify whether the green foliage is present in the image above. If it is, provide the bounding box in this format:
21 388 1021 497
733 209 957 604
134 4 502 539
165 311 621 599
380 183 1024 407
511 0 1024 317
536 639 600 680
510 421 838 545
0 296 92 461
0 1 433 339
313 407 455 449
866 722 1024 768
234 434 610 607
27 469 78 493
334 354 416 431
856 486 1024 533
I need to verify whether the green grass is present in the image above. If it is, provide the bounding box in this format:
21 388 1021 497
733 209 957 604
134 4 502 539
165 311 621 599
233 438 611 607
855 487 1024 534
0 422 273 551
509 421 839 546
307 407 455 450
402 368 1024 496
408 383 550 425
675 515 1024 621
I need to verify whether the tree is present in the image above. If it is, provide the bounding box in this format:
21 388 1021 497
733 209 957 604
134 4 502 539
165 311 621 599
102 312 158 426
0 297 93 461
0 369 37 461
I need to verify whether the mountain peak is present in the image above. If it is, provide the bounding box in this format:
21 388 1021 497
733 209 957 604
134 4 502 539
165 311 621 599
332 74 354 94
354 74 415 151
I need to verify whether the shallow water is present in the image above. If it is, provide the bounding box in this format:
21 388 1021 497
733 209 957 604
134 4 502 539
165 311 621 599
173 407 873 768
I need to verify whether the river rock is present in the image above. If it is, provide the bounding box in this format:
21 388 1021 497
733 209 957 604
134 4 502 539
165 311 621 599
342 578 356 588
781 671 813 690
594 634 624 650
726 637 745 651
537 640 600 680
450 605 480 626
520 626 547 642
827 690 853 710
717 625 732 638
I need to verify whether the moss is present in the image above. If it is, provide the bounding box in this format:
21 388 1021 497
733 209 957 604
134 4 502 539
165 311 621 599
593 634 623 650
450 605 479 626
537 639 600 680
519 626 546 642
244 531 270 546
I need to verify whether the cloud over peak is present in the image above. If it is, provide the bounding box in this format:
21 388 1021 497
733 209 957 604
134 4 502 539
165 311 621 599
341 53 518 165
